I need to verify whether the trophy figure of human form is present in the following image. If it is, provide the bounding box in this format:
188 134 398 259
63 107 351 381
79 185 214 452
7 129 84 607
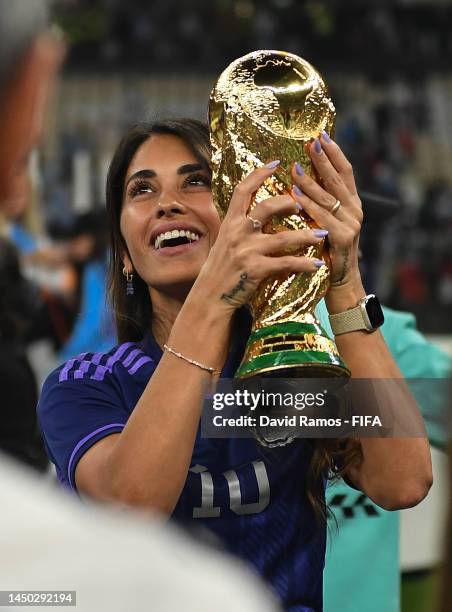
209 50 349 380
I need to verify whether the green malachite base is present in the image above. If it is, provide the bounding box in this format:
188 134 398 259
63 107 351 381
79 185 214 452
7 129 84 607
235 321 350 379
243 321 324 341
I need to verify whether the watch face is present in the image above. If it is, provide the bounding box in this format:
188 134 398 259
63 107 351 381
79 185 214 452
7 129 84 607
364 295 384 328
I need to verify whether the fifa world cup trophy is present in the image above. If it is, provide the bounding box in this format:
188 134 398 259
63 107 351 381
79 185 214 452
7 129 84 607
209 50 350 380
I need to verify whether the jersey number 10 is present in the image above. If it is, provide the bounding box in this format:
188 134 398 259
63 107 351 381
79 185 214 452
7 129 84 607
189 460 270 518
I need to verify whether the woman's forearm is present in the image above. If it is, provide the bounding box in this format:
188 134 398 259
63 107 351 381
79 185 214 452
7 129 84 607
103 295 232 513
326 275 433 510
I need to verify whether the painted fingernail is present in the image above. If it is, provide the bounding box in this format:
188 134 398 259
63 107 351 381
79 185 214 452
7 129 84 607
265 159 280 169
293 185 303 197
322 131 332 143
314 138 322 154
313 258 325 268
313 229 328 237
295 203 303 212
295 162 304 176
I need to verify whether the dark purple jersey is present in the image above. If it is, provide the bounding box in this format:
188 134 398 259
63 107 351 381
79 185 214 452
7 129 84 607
38 314 325 611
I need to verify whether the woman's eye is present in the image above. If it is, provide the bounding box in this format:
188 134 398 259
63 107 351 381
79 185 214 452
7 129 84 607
184 174 211 188
128 180 154 198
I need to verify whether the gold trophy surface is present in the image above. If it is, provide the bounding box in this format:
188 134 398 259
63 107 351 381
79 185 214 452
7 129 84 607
209 50 349 380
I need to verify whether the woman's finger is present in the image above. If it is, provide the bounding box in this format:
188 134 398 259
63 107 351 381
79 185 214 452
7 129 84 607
227 160 281 217
291 187 349 233
291 163 349 221
291 180 348 223
254 228 328 255
258 253 326 277
306 139 357 213
247 194 299 226
318 131 359 197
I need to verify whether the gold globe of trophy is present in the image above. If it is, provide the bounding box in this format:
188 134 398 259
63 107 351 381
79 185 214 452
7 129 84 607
209 50 350 382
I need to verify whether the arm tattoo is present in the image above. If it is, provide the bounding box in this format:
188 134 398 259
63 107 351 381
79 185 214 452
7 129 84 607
221 272 249 305
331 249 350 286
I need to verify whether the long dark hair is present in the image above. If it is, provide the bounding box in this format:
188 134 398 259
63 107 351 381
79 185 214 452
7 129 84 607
105 117 362 520
106 118 211 344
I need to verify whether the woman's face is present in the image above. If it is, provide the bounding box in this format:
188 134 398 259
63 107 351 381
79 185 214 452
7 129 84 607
120 133 221 296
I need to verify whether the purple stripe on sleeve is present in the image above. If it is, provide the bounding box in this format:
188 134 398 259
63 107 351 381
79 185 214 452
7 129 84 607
90 342 136 382
105 342 134 370
60 342 149 383
67 423 125 490
91 364 109 382
128 355 152 375
122 348 142 368
91 352 104 366
59 353 88 382
73 360 91 379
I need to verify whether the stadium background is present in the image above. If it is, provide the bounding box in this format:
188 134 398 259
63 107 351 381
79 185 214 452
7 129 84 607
1 2 450 611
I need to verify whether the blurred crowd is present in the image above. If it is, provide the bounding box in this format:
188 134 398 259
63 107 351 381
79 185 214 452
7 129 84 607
332 78 452 333
0 207 114 470
56 0 452 75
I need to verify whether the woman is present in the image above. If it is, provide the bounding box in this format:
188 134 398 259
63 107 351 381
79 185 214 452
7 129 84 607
38 118 432 611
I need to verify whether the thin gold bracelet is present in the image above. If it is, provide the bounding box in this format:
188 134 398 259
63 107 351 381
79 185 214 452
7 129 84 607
163 344 221 376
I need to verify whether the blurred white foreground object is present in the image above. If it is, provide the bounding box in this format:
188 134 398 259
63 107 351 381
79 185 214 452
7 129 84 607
0 455 280 612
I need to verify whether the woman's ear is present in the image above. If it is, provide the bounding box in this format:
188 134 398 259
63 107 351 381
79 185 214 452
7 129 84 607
122 251 133 272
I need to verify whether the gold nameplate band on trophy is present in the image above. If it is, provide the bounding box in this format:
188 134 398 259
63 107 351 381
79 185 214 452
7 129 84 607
209 50 350 380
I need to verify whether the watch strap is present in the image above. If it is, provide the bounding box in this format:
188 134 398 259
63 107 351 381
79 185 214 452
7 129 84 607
329 302 369 335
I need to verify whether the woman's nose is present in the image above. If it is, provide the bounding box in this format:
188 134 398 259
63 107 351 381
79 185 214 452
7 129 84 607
156 199 186 217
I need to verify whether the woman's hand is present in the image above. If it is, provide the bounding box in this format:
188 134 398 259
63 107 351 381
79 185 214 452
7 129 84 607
291 132 365 312
193 162 328 314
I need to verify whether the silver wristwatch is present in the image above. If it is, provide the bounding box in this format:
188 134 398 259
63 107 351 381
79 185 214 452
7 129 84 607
328 294 384 336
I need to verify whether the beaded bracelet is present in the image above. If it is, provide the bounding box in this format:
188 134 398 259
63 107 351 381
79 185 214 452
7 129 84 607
163 344 221 376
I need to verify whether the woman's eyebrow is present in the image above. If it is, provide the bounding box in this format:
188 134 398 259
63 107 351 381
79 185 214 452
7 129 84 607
177 163 204 175
125 169 155 187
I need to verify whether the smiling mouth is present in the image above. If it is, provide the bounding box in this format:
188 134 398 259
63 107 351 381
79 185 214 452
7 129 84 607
153 229 201 250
